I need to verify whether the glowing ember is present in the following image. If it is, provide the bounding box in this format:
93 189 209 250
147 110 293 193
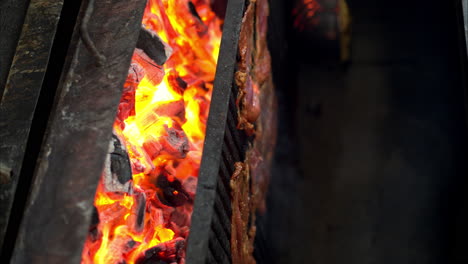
292 0 321 32
81 0 222 263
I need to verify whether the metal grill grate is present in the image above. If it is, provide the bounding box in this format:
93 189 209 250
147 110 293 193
185 0 247 263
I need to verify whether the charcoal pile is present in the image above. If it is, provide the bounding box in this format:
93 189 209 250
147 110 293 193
79 2 223 259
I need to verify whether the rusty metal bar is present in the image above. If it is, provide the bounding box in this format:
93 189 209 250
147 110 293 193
0 0 64 253
10 0 147 263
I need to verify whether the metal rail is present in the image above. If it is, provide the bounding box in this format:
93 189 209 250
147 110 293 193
186 0 247 263
9 0 147 263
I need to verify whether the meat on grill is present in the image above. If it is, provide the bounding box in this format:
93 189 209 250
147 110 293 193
231 0 277 262
230 162 256 264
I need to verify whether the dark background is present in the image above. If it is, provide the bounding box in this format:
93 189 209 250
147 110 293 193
259 0 468 263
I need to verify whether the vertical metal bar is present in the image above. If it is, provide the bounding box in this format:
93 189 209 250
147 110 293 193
0 0 64 253
10 0 147 263
185 0 246 263
0 0 30 100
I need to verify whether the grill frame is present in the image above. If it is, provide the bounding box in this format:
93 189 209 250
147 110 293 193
6 0 148 263
185 0 247 263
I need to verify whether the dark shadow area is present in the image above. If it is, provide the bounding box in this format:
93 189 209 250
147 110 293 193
263 0 468 263
254 0 302 262
0 0 31 100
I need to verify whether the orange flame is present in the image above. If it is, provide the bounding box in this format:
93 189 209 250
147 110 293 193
81 0 222 263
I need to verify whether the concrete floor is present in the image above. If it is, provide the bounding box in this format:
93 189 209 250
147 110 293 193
264 0 468 263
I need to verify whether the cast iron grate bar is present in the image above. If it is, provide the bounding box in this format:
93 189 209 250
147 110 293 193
8 1 148 263
209 229 230 263
226 108 244 151
224 125 242 161
223 132 241 164
219 158 233 193
186 0 247 263
216 172 232 216
214 188 231 236
211 205 231 256
207 250 217 264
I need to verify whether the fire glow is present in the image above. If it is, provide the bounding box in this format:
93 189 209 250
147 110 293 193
81 0 222 263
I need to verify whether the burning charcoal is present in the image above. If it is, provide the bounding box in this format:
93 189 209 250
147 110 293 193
188 1 202 21
136 111 163 133
154 100 186 122
102 234 136 264
143 139 162 160
139 124 188 160
117 102 135 128
103 134 133 194
116 62 143 128
194 95 210 123
91 206 100 227
182 176 197 199
167 73 188 95
188 1 208 35
179 73 204 88
148 205 165 227
88 225 100 243
136 194 146 230
111 135 133 184
175 76 187 90
163 161 178 177
127 240 137 251
124 239 139 253
99 202 128 224
156 174 191 207
170 207 189 228
197 81 208 91
160 125 189 159
137 27 173 66
133 49 165 85
168 218 190 239
126 62 145 86
135 238 185 264
130 144 155 175
127 190 147 232
88 206 100 242
135 259 167 264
